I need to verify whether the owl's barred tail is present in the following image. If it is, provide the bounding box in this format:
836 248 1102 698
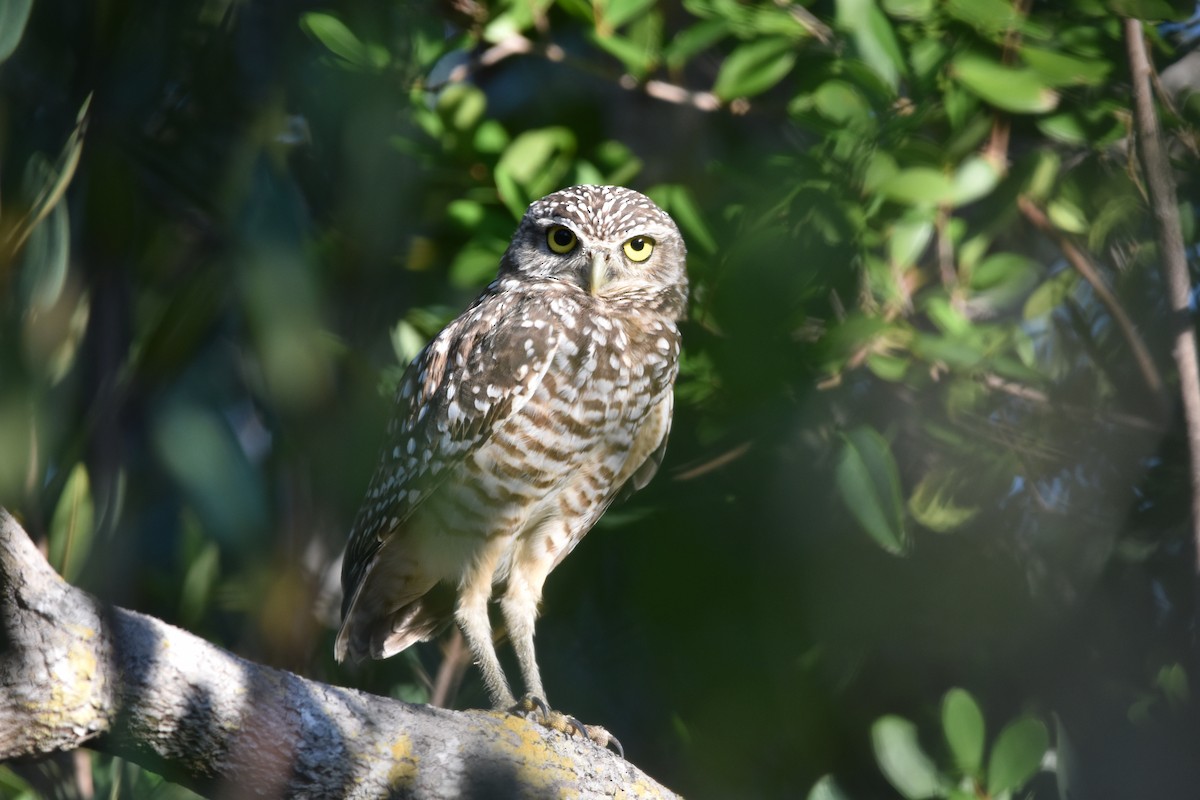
335 582 456 663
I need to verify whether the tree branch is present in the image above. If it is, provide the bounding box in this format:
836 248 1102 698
1017 194 1170 420
0 508 678 799
1125 19 1200 580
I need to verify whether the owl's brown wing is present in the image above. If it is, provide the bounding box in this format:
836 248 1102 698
336 289 562 660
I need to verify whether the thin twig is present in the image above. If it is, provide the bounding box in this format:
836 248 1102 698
427 33 721 112
1017 194 1169 419
1125 20 1200 579
429 628 471 709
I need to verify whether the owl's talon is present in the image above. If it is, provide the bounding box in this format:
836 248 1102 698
510 694 551 722
510 698 624 758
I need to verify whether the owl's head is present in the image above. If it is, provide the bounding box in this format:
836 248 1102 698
500 185 688 319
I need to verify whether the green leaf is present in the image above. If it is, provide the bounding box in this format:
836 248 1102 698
49 463 95 584
945 0 1023 37
178 539 220 627
0 764 35 799
437 84 487 132
872 716 944 798
952 54 1059 113
969 253 1040 311
16 183 71 313
589 25 658 76
1020 46 1111 86
879 167 956 206
664 19 729 69
647 184 718 255
951 156 1000 205
838 0 905 90
597 0 656 31
1047 199 1087 233
889 214 934 267
0 0 33 63
495 127 577 216
1023 270 1078 319
6 96 89 266
450 239 508 287
942 688 986 776
814 80 874 126
836 427 909 555
867 352 910 382
807 775 853 800
882 0 934 19
713 37 796 100
1156 662 1190 708
1107 0 1188 19
986 717 1049 795
301 12 389 70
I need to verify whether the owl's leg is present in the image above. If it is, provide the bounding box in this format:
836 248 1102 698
499 562 548 703
501 534 624 757
455 542 514 709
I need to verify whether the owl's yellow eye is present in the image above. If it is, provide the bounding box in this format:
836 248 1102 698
547 226 577 254
623 236 655 262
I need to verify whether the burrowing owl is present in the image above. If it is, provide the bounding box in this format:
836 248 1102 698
335 185 687 749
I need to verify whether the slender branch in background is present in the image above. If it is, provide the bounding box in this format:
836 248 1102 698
1017 195 1170 419
935 206 957 293
428 33 721 112
430 628 472 709
1125 19 1200 578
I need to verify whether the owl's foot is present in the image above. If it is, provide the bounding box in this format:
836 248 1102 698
510 695 624 758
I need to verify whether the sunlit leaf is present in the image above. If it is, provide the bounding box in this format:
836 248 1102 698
986 717 1048 795
301 12 389 70
942 688 986 776
1156 662 1190 708
49 463 94 584
0 0 33 63
814 80 874 126
597 0 656 31
4 96 89 264
838 0 905 90
871 715 944 798
664 19 729 69
952 54 1059 113
436 84 487 132
882 0 934 19
888 214 934 267
807 774 852 800
16 186 70 313
179 540 220 627
495 127 577 216
836 427 909 554
951 156 1000 205
1047 199 1088 233
713 37 796 100
879 167 956 206
945 0 1023 37
647 184 718 255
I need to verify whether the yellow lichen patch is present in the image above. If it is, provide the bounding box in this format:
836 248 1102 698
386 734 418 788
615 778 677 799
489 712 581 798
38 636 102 730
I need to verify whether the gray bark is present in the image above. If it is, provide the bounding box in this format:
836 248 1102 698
0 508 679 799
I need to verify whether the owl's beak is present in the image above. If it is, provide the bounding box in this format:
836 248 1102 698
589 252 609 295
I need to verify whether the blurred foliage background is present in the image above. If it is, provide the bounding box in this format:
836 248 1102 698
3 0 1200 797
